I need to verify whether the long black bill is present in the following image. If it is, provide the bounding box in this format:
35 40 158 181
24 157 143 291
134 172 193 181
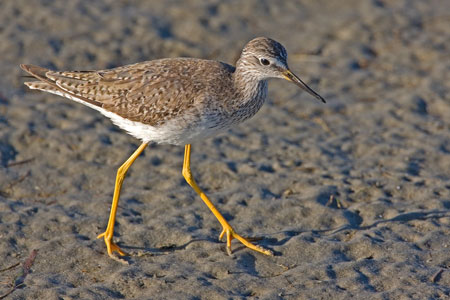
283 69 326 103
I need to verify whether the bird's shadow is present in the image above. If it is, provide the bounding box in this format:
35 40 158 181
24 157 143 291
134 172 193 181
107 233 279 264
98 209 449 265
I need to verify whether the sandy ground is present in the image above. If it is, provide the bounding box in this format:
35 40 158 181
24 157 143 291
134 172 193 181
0 0 449 299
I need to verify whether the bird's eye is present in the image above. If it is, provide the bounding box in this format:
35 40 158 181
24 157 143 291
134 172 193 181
259 58 270 66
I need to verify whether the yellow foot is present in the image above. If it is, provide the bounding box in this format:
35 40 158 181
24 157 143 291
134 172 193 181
219 225 273 256
97 232 129 257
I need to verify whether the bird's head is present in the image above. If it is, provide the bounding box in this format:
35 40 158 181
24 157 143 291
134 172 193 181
238 37 326 103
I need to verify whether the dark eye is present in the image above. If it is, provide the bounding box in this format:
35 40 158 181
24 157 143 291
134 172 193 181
260 58 270 66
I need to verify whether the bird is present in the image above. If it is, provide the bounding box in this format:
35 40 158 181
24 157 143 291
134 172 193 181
21 37 326 258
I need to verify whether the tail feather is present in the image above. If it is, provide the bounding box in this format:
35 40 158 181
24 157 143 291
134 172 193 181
20 64 50 79
20 64 102 108
24 81 56 91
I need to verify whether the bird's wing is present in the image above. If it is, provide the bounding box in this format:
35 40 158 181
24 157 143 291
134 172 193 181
21 60 206 126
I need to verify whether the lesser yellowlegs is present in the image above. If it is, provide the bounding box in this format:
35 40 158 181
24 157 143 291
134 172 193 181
21 37 326 258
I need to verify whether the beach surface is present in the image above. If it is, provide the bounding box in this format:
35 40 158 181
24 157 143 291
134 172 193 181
0 0 449 299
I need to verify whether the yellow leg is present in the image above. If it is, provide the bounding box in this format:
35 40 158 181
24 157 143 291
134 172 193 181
182 144 273 256
97 142 148 257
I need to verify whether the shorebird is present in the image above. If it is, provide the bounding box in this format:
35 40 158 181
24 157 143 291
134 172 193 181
21 37 325 258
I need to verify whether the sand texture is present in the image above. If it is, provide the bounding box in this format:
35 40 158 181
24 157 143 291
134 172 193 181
1 0 449 299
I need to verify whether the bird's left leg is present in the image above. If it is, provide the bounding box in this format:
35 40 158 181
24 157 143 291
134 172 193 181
182 144 273 256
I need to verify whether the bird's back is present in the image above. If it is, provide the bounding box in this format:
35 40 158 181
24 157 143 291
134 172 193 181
22 58 238 127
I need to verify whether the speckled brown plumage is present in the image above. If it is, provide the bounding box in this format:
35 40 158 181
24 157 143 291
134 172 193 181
21 37 325 145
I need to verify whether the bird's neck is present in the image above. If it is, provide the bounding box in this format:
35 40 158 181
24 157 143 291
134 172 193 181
231 65 268 120
233 64 268 104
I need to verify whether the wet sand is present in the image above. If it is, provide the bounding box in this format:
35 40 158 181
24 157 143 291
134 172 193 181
0 0 449 299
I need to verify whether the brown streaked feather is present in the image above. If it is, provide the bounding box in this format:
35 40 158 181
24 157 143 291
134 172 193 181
20 64 49 78
24 81 55 91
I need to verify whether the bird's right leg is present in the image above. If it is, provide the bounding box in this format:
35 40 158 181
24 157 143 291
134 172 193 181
97 142 148 257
